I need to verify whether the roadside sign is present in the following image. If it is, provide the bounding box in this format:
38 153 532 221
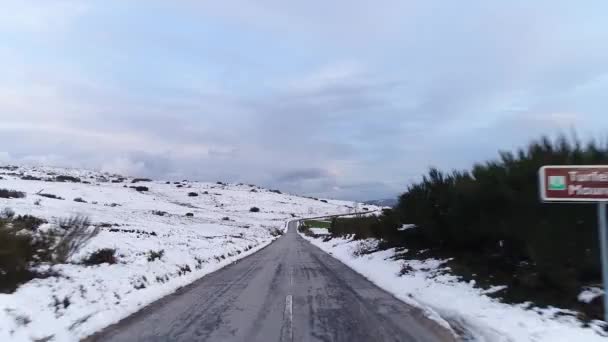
539 165 608 202
539 165 608 321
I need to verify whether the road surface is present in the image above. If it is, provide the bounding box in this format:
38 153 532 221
87 221 455 342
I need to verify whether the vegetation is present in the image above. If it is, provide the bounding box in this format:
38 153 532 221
83 248 117 265
0 211 96 293
324 136 608 320
303 220 331 229
0 189 26 199
147 249 164 262
249 207 260 213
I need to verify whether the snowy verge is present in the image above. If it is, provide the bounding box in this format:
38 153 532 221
301 234 608 342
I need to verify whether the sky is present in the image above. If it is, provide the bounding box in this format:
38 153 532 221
1 1 608 200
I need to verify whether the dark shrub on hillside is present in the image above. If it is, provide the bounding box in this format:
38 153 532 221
132 178 152 183
55 175 81 183
222 217 230 221
188 192 199 197
320 199 328 203
130 186 149 192
152 210 167 216
250 189 258 193
54 216 99 263
37 193 64 200
83 248 117 265
12 215 46 231
216 181 225 185
147 249 164 262
165 181 170 184
185 213 194 217
21 175 42 181
249 207 260 213
74 197 87 203
270 189 282 194
176 185 183 188
0 213 56 293
0 189 25 199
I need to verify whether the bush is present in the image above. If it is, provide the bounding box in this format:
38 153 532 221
21 175 42 181
222 217 230 221
188 192 199 197
73 197 87 203
152 210 167 216
37 193 64 200
0 189 25 199
147 249 164 262
83 248 117 265
53 216 100 263
328 135 608 319
249 207 260 213
0 213 54 293
130 186 149 192
185 212 194 217
55 175 81 183
131 178 152 183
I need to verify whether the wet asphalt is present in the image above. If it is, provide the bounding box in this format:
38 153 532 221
86 221 455 342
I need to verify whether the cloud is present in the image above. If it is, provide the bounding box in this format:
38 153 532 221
1 1 607 200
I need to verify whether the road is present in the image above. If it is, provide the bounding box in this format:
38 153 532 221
87 221 455 342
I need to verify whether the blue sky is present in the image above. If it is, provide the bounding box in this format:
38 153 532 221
1 1 608 200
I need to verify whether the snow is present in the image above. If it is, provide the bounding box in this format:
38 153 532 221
398 224 417 231
301 234 608 342
579 287 604 304
0 165 378 341
309 228 330 235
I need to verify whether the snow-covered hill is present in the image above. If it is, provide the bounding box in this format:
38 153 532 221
0 165 376 341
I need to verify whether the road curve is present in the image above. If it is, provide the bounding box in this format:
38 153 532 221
86 221 455 342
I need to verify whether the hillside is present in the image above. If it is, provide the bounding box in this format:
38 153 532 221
0 165 374 341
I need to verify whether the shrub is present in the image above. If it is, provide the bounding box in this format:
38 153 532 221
21 175 42 181
74 197 87 203
53 216 100 263
131 178 152 183
151 210 167 216
222 217 230 221
55 175 81 183
83 248 117 265
130 186 149 192
1 208 15 219
37 193 64 200
0 213 54 293
269 228 283 237
185 212 194 217
320 199 328 203
0 189 25 199
249 207 260 213
147 249 164 262
188 192 199 197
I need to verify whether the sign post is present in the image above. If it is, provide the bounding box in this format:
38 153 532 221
539 165 608 321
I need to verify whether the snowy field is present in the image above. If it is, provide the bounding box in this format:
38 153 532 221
0 165 372 341
301 234 608 342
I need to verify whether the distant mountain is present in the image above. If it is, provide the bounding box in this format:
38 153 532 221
364 198 398 208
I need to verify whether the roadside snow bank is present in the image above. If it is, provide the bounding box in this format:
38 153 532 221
302 235 608 342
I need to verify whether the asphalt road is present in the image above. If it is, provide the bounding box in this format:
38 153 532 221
87 221 455 342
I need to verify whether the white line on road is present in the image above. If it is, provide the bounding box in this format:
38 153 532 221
284 295 293 342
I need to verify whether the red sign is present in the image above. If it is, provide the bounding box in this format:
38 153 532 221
540 166 608 202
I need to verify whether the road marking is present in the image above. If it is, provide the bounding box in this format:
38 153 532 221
284 295 293 341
